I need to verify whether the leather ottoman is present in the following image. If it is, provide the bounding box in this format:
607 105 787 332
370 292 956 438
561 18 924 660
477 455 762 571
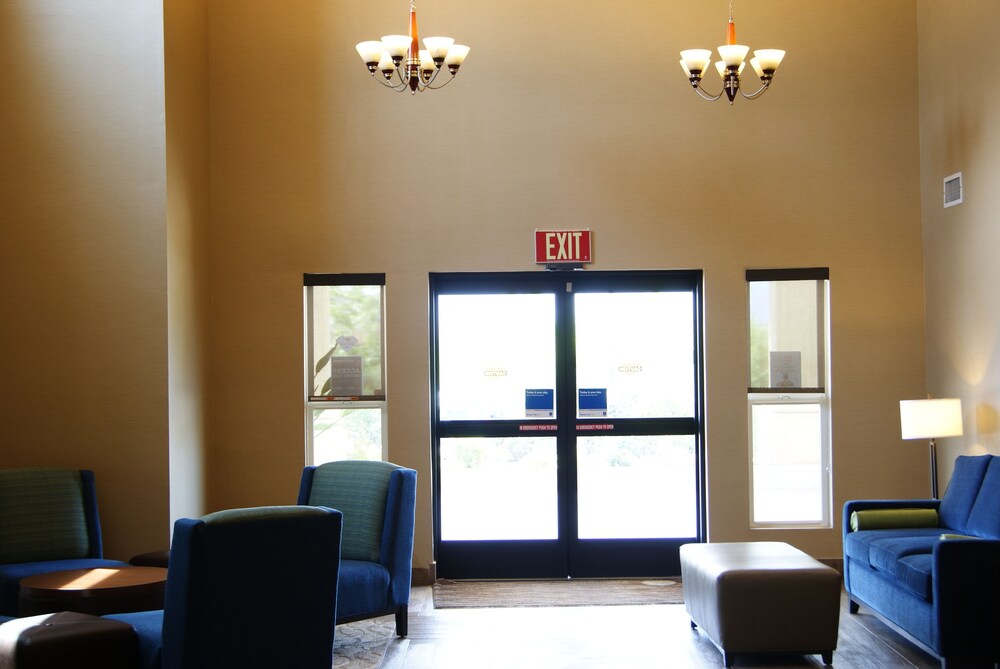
680 541 841 667
0 611 139 669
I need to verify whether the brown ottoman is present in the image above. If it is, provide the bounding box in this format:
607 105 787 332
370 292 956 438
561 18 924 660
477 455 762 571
680 541 841 667
0 611 139 669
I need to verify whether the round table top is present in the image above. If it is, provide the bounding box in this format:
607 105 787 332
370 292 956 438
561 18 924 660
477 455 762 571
19 566 168 599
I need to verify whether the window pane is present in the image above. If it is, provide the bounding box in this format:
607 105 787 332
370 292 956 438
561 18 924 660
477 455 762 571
575 292 694 418
311 408 383 464
751 402 824 523
439 437 557 540
749 280 825 389
577 435 696 539
438 294 556 421
308 285 384 398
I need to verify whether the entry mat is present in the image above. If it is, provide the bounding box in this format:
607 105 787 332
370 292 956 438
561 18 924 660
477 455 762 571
432 578 684 609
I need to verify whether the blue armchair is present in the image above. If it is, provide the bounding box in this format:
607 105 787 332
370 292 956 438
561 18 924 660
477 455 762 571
297 460 417 636
108 505 343 669
0 467 128 616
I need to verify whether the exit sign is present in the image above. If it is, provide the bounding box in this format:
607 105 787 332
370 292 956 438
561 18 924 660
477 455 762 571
534 229 592 265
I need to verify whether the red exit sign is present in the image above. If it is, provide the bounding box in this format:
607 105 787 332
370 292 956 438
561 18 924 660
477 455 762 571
534 229 592 264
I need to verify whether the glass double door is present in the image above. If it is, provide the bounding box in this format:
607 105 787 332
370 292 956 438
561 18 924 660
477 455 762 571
430 271 704 579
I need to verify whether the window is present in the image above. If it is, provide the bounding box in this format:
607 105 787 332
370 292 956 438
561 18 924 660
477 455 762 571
304 274 386 464
747 268 831 527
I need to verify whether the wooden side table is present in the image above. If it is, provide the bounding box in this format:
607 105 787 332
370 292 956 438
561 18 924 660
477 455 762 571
18 566 168 617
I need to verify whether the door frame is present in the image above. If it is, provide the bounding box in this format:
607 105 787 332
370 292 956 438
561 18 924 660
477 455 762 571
429 270 706 579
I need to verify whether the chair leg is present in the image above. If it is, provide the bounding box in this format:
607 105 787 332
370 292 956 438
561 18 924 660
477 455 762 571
395 605 408 638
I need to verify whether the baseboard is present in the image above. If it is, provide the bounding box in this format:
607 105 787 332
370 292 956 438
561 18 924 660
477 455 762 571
412 562 436 586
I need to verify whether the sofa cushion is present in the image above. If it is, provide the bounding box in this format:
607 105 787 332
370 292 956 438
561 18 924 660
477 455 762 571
869 535 939 573
938 454 992 533
337 559 391 618
965 457 1000 539
0 468 90 564
896 553 934 600
845 527 943 565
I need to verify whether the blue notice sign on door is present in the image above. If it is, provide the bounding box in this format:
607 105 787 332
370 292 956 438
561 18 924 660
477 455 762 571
525 389 554 417
578 388 608 417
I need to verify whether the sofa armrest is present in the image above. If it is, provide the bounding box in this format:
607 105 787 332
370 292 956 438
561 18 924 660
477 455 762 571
842 499 940 538
933 538 1000 659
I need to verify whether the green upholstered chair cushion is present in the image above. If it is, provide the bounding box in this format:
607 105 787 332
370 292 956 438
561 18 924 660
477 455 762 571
307 461 399 562
850 508 939 532
0 467 90 563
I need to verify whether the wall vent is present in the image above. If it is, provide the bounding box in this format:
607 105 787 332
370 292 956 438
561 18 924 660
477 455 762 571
943 172 963 208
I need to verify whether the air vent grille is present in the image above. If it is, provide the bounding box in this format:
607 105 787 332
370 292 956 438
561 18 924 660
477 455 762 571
944 172 963 208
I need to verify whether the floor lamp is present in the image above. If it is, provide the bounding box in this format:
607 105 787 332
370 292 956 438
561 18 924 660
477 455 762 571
899 398 963 499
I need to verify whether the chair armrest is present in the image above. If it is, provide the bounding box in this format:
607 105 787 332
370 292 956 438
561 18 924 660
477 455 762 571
933 538 1000 658
380 468 417 606
842 499 940 537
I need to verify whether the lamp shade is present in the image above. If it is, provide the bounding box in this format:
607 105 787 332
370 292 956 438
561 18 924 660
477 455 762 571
899 398 963 440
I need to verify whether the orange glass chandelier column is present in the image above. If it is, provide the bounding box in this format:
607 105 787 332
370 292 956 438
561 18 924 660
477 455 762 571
355 0 470 94
679 0 785 105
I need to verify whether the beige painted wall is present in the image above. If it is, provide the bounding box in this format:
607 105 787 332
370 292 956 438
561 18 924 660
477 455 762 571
0 1 169 559
205 0 929 566
918 1 1000 477
165 0 211 527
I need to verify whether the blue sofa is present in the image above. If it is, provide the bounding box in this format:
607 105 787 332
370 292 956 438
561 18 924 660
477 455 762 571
843 454 1000 668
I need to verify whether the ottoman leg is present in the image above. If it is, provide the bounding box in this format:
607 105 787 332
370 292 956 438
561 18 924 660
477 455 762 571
822 650 833 665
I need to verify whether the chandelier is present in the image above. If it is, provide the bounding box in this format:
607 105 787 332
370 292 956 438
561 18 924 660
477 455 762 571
355 0 470 94
679 0 785 105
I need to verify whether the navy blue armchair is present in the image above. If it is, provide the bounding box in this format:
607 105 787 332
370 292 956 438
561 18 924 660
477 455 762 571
297 460 417 636
108 505 343 669
0 467 128 616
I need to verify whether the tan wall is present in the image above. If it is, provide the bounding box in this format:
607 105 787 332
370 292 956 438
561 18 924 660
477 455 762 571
205 0 928 565
918 1 1000 476
165 0 211 526
0 1 169 559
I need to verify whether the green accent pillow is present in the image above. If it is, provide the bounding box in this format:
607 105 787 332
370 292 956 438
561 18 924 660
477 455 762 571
939 533 981 540
0 467 90 563
308 461 399 562
850 508 939 532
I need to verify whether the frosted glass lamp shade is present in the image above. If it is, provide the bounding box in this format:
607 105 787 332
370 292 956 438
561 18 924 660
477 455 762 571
419 50 436 72
900 399 963 439
356 41 385 64
381 35 412 59
717 44 750 67
444 44 470 67
753 49 785 72
423 36 454 60
377 52 396 74
680 49 712 74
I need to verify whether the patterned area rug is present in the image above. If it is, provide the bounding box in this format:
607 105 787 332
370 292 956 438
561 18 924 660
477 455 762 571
333 616 397 669
432 578 684 608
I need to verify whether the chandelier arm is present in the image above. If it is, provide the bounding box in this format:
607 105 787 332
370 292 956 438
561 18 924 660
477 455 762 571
373 74 411 92
425 73 456 90
420 66 443 88
739 81 771 100
694 85 724 102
